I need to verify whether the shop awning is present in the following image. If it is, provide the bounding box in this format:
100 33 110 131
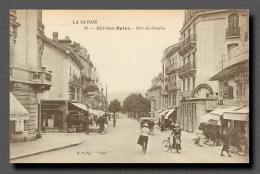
159 110 168 116
97 110 105 117
210 106 244 116
199 113 221 123
10 92 29 120
71 103 88 112
223 106 249 121
165 109 175 119
88 108 103 117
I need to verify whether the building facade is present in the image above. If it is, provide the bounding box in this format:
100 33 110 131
10 10 52 141
39 33 85 132
177 10 248 133
147 74 162 124
210 11 249 147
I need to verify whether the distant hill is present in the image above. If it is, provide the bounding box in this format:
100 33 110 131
107 90 147 103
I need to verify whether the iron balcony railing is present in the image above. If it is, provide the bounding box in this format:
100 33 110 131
167 82 177 91
185 34 197 45
69 75 82 88
166 63 178 75
226 27 240 37
178 34 197 54
178 62 196 75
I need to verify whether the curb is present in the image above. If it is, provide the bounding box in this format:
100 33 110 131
10 139 82 161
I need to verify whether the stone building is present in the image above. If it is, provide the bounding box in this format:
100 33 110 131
39 33 86 132
209 11 249 148
147 73 162 124
178 10 249 133
10 10 52 141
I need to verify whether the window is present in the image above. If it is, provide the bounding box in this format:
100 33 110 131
187 78 190 91
172 95 176 106
228 13 239 30
227 13 240 37
192 76 195 90
183 80 186 91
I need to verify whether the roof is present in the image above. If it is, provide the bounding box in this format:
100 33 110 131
210 59 249 81
165 43 179 58
41 35 84 69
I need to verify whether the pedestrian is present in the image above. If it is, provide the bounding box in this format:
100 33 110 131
195 128 204 146
113 115 116 127
137 123 150 152
220 130 231 157
85 118 90 135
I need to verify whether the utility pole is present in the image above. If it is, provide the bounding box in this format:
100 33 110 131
106 84 108 111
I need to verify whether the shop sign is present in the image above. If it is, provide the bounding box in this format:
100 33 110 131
235 71 249 83
10 114 30 120
223 85 233 99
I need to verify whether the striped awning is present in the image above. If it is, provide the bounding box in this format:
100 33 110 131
10 92 29 120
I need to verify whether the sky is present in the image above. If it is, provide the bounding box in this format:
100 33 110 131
43 10 184 93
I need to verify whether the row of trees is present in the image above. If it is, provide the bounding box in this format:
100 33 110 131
108 93 151 119
122 93 150 118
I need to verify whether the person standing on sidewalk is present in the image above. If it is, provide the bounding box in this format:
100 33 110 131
85 118 90 135
113 115 116 127
220 130 231 157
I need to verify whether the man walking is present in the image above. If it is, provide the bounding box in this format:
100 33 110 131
220 130 231 157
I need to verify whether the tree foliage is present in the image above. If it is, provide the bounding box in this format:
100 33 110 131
122 93 151 118
108 99 121 114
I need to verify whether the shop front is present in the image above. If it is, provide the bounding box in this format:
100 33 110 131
10 92 30 142
223 106 249 154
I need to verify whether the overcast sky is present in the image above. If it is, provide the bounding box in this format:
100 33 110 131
43 10 184 93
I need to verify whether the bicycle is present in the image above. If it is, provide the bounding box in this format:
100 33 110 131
162 136 181 153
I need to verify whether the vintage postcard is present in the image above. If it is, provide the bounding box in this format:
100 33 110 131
9 10 249 163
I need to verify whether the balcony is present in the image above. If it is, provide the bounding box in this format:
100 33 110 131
167 82 178 91
166 63 178 75
178 62 196 79
69 75 82 88
82 84 99 93
31 71 52 91
161 89 168 96
226 27 240 38
178 34 197 56
185 34 197 47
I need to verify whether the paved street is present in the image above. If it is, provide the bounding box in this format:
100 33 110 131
11 115 245 163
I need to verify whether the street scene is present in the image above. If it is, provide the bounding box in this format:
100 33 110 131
10 114 246 163
10 10 249 163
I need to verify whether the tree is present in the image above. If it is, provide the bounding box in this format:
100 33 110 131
122 93 151 118
108 99 121 116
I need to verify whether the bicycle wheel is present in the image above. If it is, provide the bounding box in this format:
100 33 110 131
162 140 171 152
142 142 146 154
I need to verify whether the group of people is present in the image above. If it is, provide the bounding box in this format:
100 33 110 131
138 121 232 157
138 122 181 152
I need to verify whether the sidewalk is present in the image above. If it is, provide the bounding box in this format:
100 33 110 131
10 134 82 161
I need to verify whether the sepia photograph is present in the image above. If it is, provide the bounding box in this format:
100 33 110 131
9 10 249 163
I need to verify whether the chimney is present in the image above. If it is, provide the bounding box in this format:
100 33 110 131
53 32 58 42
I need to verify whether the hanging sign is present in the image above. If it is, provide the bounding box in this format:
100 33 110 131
235 71 249 83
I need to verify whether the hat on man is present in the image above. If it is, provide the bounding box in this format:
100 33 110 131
175 123 180 127
143 123 149 127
